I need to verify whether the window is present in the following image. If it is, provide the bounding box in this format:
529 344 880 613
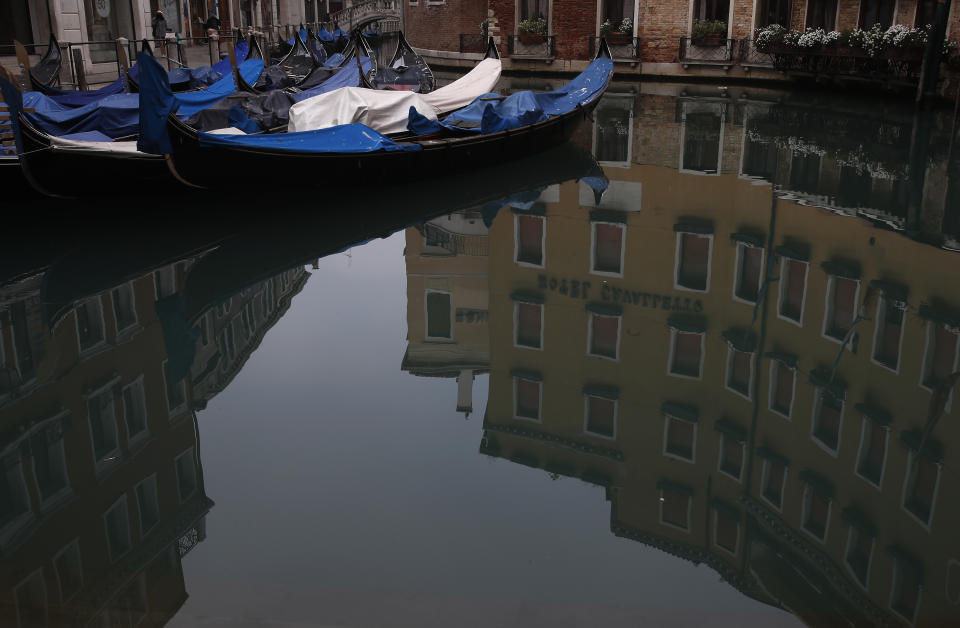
588 312 620 360
916 0 938 27
845 526 874 588
714 504 739 554
111 282 137 335
801 482 832 542
515 214 545 266
903 453 939 527
693 0 729 22
175 448 198 502
104 495 131 562
594 100 633 165
163 361 187 418
717 429 744 481
768 358 796 418
135 475 160 535
663 412 696 462
88 387 118 465
889 552 922 622
425 291 453 340
513 375 541 422
725 344 753 399
823 275 860 342
756 0 791 27
14 569 47 628
681 112 723 174
54 539 83 602
668 327 704 378
584 390 617 439
741 133 778 178
733 242 763 303
658 481 692 531
514 301 543 350
675 231 712 291
122 377 148 443
811 389 843 453
519 0 548 22
602 0 633 23
30 421 68 503
760 454 787 510
855 415 888 488
859 0 895 28
790 152 821 193
778 257 808 324
872 295 905 371
154 266 176 300
805 0 837 30
591 222 625 276
921 320 959 390
75 297 105 354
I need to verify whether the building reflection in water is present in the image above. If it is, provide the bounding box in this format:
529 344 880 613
405 85 960 626
0 254 308 625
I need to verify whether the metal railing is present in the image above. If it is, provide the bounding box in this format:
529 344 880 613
590 36 640 60
679 37 737 64
459 34 488 54
420 224 489 257
329 0 402 32
507 34 556 59
738 39 773 67
765 44 928 82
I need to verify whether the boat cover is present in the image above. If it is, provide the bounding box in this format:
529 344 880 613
287 29 309 46
173 58 264 118
288 87 438 135
196 123 422 153
287 57 500 133
324 53 346 68
23 92 141 138
38 76 126 107
371 33 435 93
292 57 372 102
49 134 147 155
318 29 334 42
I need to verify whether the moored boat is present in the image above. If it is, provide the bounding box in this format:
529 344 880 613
363 32 435 93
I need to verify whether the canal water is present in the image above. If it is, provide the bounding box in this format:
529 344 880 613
1 80 959 627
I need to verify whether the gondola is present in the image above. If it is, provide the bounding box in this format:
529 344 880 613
238 30 319 94
127 35 250 94
361 31 435 93
318 28 350 56
153 39 612 191
20 34 63 88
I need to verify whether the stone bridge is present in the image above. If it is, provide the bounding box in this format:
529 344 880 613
329 0 402 33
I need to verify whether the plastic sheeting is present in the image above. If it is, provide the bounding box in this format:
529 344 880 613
418 58 501 115
197 123 421 153
173 58 264 118
532 57 614 116
288 87 438 135
23 92 141 138
37 76 126 107
49 134 146 155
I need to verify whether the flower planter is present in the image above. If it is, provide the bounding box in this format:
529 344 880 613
518 32 546 45
692 33 726 47
605 33 632 45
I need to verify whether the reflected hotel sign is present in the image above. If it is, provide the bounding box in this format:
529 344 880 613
537 274 705 313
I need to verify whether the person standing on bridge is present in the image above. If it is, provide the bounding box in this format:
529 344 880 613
152 10 168 54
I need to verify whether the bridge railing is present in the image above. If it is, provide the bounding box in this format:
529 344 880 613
328 0 402 31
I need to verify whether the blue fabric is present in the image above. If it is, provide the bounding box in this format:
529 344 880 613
173 58 263 118
531 57 613 116
287 29 308 45
137 52 178 154
407 91 547 136
318 28 334 42
227 106 262 133
58 130 114 142
39 76 126 107
333 29 348 39
323 52 345 68
197 123 421 154
168 68 192 86
189 65 222 86
209 41 249 76
23 92 141 138
290 57 371 103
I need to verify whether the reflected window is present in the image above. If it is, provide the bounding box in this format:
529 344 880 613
30 422 68 503
163 361 187 418
112 573 148 626
122 378 148 444
591 222 625 276
663 413 696 462
240 301 255 341
0 455 30 528
778 257 808 324
805 0 837 30
845 526 874 588
104 495 131 562
594 100 632 164
515 214 545 267
218 326 236 363
890 553 922 622
714 505 738 554
154 266 176 300
76 297 105 354
812 390 843 453
14 569 47 628
426 291 453 340
718 432 744 481
903 453 939 526
10 301 36 383
198 316 209 346
659 482 691 531
761 456 787 510
88 388 118 465
859 0 895 28
588 313 620 360
823 276 859 342
922 320 959 390
669 328 704 378
514 302 543 350
675 232 712 291
855 417 887 488
54 539 83 602
769 359 795 419
111 282 137 335
789 152 821 194
514 376 541 422
135 475 160 535
175 448 198 503
741 135 778 179
801 482 831 542
725 345 753 399
872 296 904 371
584 393 617 439
733 243 763 303
681 112 722 174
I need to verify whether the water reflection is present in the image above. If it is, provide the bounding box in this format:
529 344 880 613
406 85 960 626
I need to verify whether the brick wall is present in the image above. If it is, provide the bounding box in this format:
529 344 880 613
550 0 598 60
637 0 690 63
836 1 860 30
790 0 806 29
405 0 488 52
730 0 754 39
634 93 682 167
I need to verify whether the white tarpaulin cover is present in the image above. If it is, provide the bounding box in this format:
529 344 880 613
49 135 151 156
287 57 502 135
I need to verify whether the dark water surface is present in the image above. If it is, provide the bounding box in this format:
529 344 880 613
2 81 960 627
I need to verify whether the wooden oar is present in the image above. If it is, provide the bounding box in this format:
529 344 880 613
14 40 33 91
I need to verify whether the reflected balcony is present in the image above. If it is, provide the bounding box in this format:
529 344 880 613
507 34 556 62
679 37 737 69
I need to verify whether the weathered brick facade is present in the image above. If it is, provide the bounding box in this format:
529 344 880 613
404 0 487 52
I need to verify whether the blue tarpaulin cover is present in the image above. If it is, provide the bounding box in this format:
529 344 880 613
23 92 141 138
58 130 114 142
323 52 346 68
137 52 179 154
197 123 422 154
37 76 126 107
287 29 308 45
290 57 371 102
173 58 264 118
318 28 334 42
